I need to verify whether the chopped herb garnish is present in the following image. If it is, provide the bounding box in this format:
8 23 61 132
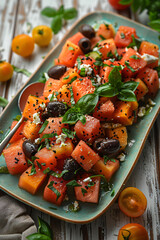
99 34 106 40
125 61 135 72
47 181 61 200
41 133 57 139
62 128 76 139
93 57 104 67
107 51 114 58
43 167 51 174
68 76 77 84
12 65 31 77
28 160 36 175
36 161 42 169
63 75 69 80
130 55 141 60
127 35 142 50
111 189 115 197
68 46 75 51
79 67 86 77
38 120 49 134
81 188 87 196
66 180 82 187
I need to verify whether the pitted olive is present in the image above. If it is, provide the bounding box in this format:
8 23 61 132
48 65 67 79
62 158 80 180
93 138 120 156
78 38 91 53
79 24 95 39
22 140 38 159
47 101 67 117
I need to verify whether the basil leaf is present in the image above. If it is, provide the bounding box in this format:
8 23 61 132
127 35 142 49
0 96 8 107
47 181 61 201
57 5 64 15
38 217 52 238
79 68 86 77
43 167 51 174
41 133 57 139
62 128 76 139
68 76 77 84
29 162 36 176
26 233 51 240
125 61 135 72
12 65 31 77
62 107 84 124
121 81 139 91
93 57 104 67
107 51 114 58
108 66 122 89
51 170 68 178
66 180 82 187
95 84 119 97
0 166 9 174
76 93 99 114
63 8 78 20
118 89 137 102
148 20 160 32
39 120 49 134
41 7 57 17
68 46 75 51
51 15 62 34
63 75 69 80
79 114 86 125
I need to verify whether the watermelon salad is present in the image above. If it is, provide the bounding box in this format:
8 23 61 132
2 22 159 211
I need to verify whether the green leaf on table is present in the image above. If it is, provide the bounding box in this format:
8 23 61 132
57 5 64 15
12 65 31 77
118 89 137 102
38 217 52 239
0 96 8 107
47 181 61 201
148 20 160 32
41 7 57 18
51 15 62 34
63 8 78 20
26 233 51 240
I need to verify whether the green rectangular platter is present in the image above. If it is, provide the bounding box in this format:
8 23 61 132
0 11 160 223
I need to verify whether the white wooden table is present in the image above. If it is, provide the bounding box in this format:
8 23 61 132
0 0 159 239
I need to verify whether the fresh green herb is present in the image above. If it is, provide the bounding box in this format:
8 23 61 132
125 61 136 72
95 66 138 102
26 217 52 240
114 49 122 60
66 180 82 187
79 68 86 77
28 160 36 176
127 35 142 50
68 202 80 212
130 55 141 60
12 65 31 77
87 181 95 188
119 0 132 5
51 170 68 178
41 5 77 34
69 86 75 106
47 181 61 201
148 19 160 32
74 167 82 175
0 166 9 174
63 75 69 80
41 163 46 166
154 65 160 77
43 167 51 174
49 92 55 102
41 133 57 140
107 51 114 58
0 96 8 107
99 34 106 40
120 32 125 39
94 57 104 67
62 128 76 139
68 46 75 51
110 189 115 197
13 115 21 121
104 155 109 165
81 188 87 196
45 138 51 150
39 72 48 83
36 161 42 169
31 156 39 161
39 120 49 134
68 76 77 84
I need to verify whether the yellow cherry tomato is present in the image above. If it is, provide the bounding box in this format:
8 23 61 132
12 34 34 57
0 61 13 82
32 25 53 47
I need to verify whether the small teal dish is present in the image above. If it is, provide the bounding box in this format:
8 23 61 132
0 12 160 223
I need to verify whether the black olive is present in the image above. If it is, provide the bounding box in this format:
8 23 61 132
47 101 67 117
78 38 91 53
79 24 95 39
62 158 80 180
93 138 120 156
22 140 38 159
48 65 67 79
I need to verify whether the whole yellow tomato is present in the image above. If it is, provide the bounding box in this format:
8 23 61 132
118 223 149 240
0 61 13 82
12 34 34 57
32 25 53 47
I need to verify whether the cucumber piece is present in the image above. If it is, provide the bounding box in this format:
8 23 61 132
86 51 101 59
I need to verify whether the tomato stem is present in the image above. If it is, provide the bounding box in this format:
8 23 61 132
121 229 131 240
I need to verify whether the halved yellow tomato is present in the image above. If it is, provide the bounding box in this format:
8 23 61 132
118 187 147 217
118 223 149 240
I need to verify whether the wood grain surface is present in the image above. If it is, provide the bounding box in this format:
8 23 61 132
0 0 159 239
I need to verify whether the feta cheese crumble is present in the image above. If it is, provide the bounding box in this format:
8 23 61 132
44 72 49 81
96 75 102 86
33 112 41 125
40 102 46 110
48 93 57 101
141 54 158 65
148 98 156 106
138 106 146 117
79 64 93 75
83 177 92 183
117 153 126 162
128 139 135 147
56 133 67 147
35 138 41 144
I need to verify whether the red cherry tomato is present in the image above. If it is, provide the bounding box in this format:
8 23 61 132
108 0 132 10
118 223 149 240
118 187 147 217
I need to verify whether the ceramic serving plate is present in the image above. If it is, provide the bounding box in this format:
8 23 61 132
0 11 160 224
